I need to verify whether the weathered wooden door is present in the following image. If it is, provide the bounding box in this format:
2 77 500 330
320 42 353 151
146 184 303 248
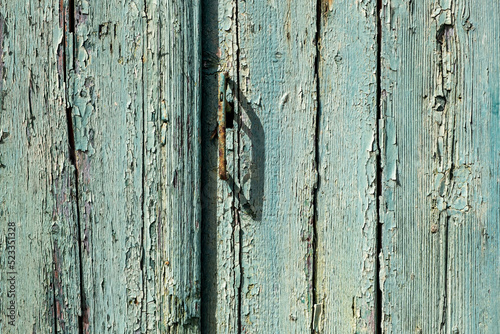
1 0 499 333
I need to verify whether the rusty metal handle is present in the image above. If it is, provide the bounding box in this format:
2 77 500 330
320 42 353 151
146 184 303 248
218 72 228 180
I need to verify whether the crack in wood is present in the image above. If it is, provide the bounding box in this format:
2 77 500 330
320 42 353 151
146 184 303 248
61 0 85 333
234 0 243 330
311 0 321 332
375 0 383 333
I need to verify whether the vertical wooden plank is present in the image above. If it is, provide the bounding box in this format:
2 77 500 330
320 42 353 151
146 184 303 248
448 3 500 331
71 0 202 332
315 1 378 333
156 0 202 332
237 0 318 331
0 1 81 332
380 0 500 332
71 1 146 332
201 0 240 332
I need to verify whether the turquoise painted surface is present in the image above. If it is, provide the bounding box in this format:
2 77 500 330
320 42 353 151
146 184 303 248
1 0 500 333
70 1 147 331
380 0 500 332
236 0 318 331
0 1 81 332
1 0 201 332
202 0 319 332
70 0 201 332
316 1 378 333
156 1 201 332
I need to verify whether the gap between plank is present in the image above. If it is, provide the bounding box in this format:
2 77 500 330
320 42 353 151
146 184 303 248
234 0 243 331
311 0 321 332
375 0 383 333
139 0 148 328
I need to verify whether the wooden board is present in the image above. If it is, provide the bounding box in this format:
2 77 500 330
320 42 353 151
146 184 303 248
70 1 147 331
315 1 378 333
70 0 201 332
380 1 500 332
236 0 318 331
2 0 500 333
156 1 201 332
0 1 81 332
0 0 202 332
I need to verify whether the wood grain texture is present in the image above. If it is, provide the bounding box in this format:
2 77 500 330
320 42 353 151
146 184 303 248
237 0 318 331
142 2 160 332
156 0 202 332
380 0 500 332
70 1 146 331
3 1 500 333
0 0 201 332
0 1 81 332
71 0 201 332
315 1 378 333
